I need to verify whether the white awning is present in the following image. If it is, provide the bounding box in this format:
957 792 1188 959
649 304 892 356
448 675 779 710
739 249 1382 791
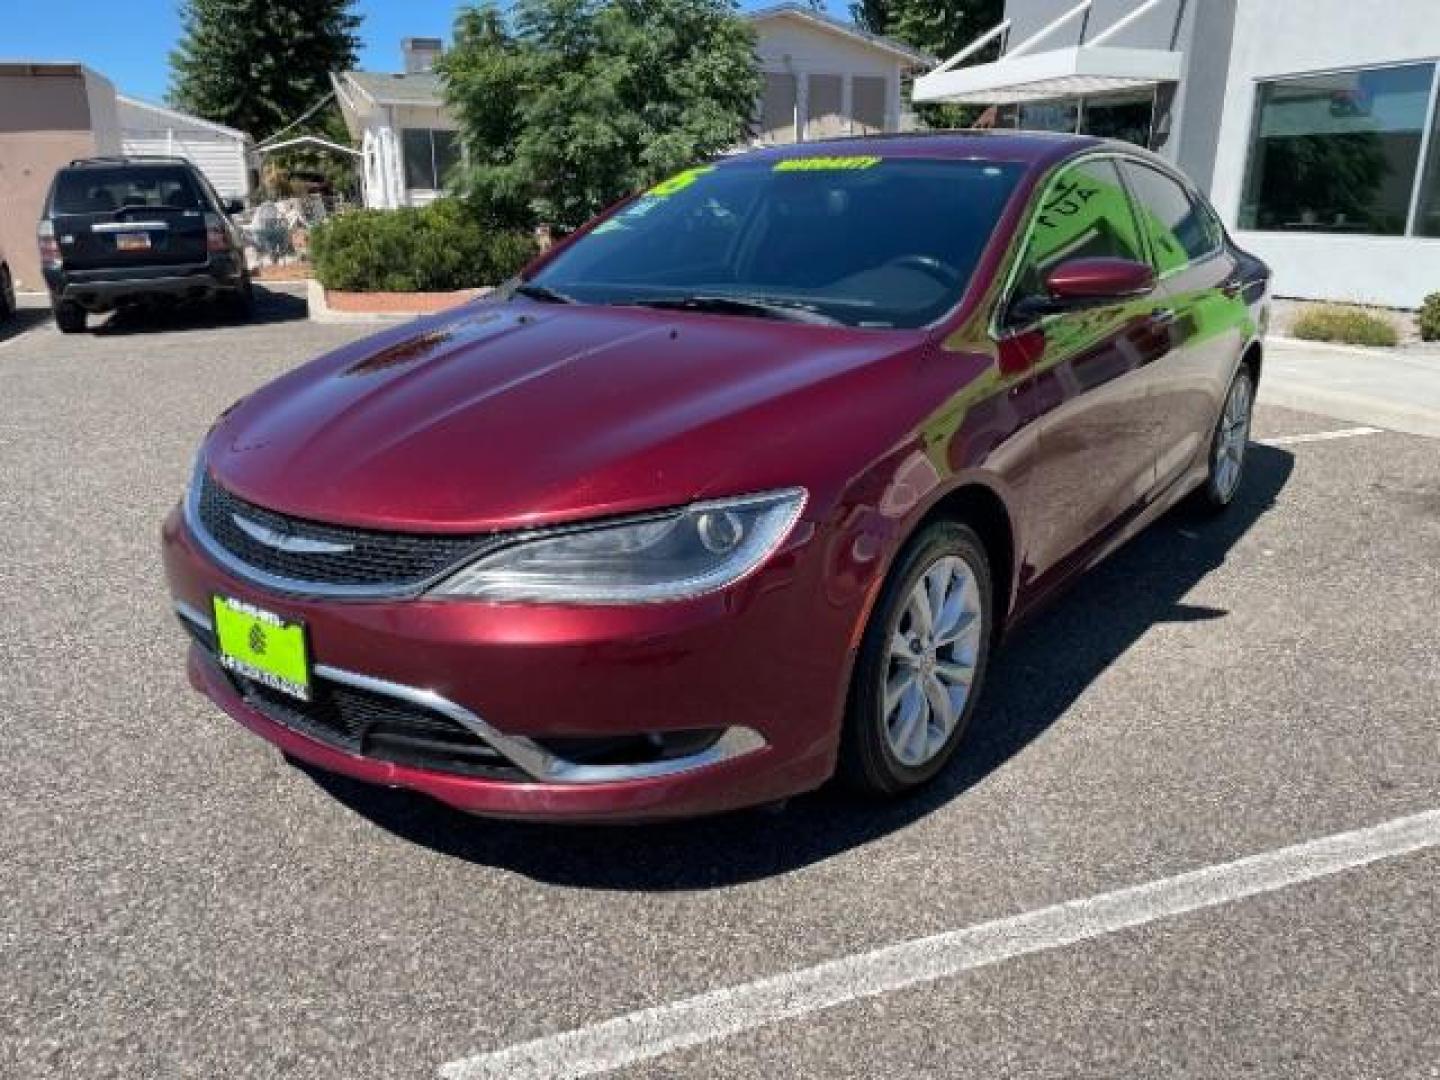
912 45 1182 106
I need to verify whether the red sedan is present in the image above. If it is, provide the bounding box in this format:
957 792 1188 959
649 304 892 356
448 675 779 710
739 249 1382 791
162 134 1269 821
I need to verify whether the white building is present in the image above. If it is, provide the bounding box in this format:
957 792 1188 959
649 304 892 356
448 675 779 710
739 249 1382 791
116 94 255 200
334 11 931 211
914 0 1440 308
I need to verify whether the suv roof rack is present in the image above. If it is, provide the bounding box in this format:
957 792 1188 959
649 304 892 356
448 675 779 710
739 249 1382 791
66 155 193 167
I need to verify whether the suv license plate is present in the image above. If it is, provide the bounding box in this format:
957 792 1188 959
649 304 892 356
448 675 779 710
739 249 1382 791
115 232 151 251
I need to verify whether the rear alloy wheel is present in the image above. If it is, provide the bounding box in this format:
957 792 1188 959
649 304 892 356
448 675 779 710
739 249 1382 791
840 521 993 796
53 300 86 334
1195 366 1254 513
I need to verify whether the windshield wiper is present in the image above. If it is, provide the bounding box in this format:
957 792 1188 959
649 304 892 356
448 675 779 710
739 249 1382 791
512 282 576 304
620 295 840 326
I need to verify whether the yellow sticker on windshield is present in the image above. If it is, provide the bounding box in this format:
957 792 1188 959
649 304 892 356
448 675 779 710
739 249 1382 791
773 155 881 172
647 166 716 197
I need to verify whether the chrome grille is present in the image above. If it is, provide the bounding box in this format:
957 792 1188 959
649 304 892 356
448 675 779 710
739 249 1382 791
195 471 494 591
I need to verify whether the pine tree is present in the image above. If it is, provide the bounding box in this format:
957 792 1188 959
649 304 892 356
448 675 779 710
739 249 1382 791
168 0 362 140
850 0 1001 63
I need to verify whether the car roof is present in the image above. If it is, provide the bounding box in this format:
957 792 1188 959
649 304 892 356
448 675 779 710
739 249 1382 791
61 156 199 170
727 131 1107 170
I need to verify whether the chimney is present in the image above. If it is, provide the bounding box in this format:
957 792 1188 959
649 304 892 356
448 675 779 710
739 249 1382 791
402 37 443 74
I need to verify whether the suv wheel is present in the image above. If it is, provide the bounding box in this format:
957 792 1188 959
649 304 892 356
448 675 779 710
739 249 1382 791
839 521 993 797
53 301 86 334
0 265 13 321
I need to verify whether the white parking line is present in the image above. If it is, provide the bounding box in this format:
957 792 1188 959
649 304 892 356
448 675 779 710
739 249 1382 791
439 808 1440 1080
1258 426 1384 446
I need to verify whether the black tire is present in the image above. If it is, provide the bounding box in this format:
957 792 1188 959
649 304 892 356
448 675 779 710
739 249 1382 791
0 265 13 321
53 300 86 334
839 520 994 797
1191 365 1255 516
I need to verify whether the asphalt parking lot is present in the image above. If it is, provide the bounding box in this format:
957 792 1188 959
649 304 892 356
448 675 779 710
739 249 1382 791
1 291 1437 1079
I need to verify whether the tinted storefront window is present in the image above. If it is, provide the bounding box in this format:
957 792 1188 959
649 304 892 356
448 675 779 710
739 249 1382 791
1240 64 1435 235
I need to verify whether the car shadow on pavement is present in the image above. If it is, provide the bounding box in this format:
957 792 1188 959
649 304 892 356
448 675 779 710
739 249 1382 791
89 285 307 335
299 444 1295 890
0 307 51 344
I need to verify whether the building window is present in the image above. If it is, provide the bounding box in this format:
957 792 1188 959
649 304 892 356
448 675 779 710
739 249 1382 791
1239 64 1436 235
401 128 460 191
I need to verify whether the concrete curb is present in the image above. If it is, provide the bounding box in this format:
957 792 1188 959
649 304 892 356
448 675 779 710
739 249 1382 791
1257 379 1440 438
306 279 411 324
1268 334 1440 361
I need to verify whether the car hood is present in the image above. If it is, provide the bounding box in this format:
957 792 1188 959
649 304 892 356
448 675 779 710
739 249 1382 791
208 301 927 531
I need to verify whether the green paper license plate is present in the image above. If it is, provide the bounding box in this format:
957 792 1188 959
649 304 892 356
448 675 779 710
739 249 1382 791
212 595 311 701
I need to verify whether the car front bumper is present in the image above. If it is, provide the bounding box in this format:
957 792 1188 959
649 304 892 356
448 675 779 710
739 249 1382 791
160 504 858 821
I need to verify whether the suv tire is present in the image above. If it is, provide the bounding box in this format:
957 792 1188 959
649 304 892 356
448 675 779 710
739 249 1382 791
53 301 86 334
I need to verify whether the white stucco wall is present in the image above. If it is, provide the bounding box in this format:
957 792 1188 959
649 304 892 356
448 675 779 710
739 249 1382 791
1206 0 1440 307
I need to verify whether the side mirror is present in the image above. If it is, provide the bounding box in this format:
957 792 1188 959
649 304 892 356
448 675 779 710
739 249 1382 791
1009 257 1156 325
224 198 245 216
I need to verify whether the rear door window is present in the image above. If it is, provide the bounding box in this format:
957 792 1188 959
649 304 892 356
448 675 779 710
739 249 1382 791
1119 161 1219 274
52 166 204 216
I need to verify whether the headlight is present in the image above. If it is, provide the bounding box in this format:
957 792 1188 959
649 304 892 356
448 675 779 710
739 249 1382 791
430 488 806 603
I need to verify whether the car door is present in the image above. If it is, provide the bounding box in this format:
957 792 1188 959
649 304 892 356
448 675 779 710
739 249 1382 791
1118 160 1248 491
997 157 1172 595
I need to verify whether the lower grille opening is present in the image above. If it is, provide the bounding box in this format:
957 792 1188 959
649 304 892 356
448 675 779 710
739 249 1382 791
536 729 724 767
233 676 525 780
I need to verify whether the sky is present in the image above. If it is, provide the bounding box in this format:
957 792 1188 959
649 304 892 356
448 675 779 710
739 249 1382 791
2 0 837 105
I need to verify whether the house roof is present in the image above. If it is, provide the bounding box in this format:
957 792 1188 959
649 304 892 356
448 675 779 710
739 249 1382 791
333 7 933 111
339 70 445 108
747 5 935 67
115 93 251 141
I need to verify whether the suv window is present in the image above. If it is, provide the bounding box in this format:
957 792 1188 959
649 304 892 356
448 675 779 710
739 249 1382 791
1119 161 1218 274
51 166 205 215
1012 158 1146 303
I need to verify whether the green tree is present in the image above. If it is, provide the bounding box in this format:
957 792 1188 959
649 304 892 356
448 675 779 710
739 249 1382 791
169 0 362 141
851 0 1001 61
440 0 762 232
851 0 1002 128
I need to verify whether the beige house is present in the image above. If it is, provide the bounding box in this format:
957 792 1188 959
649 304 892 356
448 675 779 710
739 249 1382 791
0 63 121 290
334 11 932 210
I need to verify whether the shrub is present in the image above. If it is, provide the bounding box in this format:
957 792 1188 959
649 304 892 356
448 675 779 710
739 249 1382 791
1418 293 1440 341
1290 304 1399 347
310 199 537 292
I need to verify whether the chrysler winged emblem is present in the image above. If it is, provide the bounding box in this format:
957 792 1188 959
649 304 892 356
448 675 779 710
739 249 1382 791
231 513 355 555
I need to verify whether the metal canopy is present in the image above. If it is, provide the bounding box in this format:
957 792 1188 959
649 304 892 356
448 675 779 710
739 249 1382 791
913 45 1183 105
911 0 1186 106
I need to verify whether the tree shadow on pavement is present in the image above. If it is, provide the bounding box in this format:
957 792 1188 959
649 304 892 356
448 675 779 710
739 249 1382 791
299 445 1295 890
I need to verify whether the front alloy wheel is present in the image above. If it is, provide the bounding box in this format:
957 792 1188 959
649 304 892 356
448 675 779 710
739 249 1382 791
841 521 993 795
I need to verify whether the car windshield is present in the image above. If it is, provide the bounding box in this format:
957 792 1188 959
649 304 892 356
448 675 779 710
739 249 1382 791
52 166 203 215
527 156 1024 329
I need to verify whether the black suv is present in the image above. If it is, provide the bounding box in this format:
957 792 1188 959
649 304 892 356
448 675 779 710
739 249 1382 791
38 156 254 333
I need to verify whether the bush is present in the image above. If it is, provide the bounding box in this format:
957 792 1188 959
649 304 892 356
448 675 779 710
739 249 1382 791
1418 293 1440 341
1291 304 1399 347
310 199 537 292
